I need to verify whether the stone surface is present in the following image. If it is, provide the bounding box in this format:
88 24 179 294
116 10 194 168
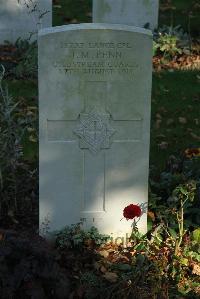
93 0 159 30
0 0 52 43
39 24 152 238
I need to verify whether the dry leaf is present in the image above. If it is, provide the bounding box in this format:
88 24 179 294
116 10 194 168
166 118 174 125
99 250 109 258
156 134 166 138
178 117 187 124
86 12 92 17
100 265 107 273
27 127 35 132
159 106 168 113
158 141 168 149
156 119 162 129
130 250 136 256
156 113 162 119
148 211 155 221
190 132 200 141
0 233 4 241
29 135 37 142
192 263 200 276
70 18 78 23
103 272 118 283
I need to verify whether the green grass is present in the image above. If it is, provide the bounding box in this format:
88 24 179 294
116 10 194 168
6 71 200 171
6 79 37 99
151 70 200 170
53 0 92 27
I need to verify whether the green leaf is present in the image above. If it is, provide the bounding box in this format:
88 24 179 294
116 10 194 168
114 263 132 272
192 228 200 243
136 254 146 266
134 243 147 251
179 258 189 266
147 219 153 232
169 228 177 239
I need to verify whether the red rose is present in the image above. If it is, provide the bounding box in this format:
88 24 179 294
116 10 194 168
123 204 142 220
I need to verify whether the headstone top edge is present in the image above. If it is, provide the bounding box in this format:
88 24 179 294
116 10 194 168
38 23 152 37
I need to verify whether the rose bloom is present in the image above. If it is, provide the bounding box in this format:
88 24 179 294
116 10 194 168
123 204 142 220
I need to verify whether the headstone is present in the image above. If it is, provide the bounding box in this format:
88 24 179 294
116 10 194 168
0 0 52 43
93 0 159 30
39 24 152 239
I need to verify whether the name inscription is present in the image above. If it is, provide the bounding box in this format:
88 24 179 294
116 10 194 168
54 41 138 77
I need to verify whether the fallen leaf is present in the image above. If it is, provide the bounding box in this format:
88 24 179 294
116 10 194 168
0 233 4 241
166 118 174 125
27 127 35 132
192 263 200 276
103 272 118 283
178 117 187 124
158 141 168 150
156 119 162 129
159 106 168 113
156 134 166 138
190 132 200 141
99 250 109 258
130 250 136 256
86 12 92 17
156 113 162 119
100 265 107 273
70 18 78 23
29 135 37 142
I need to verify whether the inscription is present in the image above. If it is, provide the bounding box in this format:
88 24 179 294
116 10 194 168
60 42 132 49
72 50 122 59
54 41 138 77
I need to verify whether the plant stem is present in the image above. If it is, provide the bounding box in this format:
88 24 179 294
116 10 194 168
175 200 184 255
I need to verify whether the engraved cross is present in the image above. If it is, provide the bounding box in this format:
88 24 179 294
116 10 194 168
46 81 143 228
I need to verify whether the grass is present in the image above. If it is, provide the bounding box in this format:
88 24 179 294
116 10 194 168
53 0 92 26
5 79 37 98
151 70 200 170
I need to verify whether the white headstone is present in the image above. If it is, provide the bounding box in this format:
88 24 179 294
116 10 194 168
39 24 152 239
0 0 52 43
93 0 159 30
